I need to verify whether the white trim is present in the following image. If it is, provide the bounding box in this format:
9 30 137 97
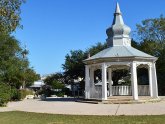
131 62 138 100
108 68 112 96
102 63 107 100
148 63 153 97
152 62 159 98
85 65 90 99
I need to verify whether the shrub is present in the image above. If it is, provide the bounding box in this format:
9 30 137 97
62 88 71 96
10 88 19 100
18 89 34 100
0 83 11 106
0 82 34 106
56 92 65 97
39 85 52 97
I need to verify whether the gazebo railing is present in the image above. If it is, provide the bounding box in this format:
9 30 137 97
90 85 102 99
138 85 150 96
112 85 132 96
90 85 150 99
112 85 150 96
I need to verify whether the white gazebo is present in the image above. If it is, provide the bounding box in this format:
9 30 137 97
83 3 158 101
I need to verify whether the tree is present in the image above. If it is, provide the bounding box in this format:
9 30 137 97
86 42 107 56
62 50 86 82
0 0 40 105
51 80 64 89
24 68 40 87
62 42 107 83
0 0 25 34
136 15 165 44
135 16 165 95
62 42 107 91
0 34 40 89
44 73 65 86
43 73 67 97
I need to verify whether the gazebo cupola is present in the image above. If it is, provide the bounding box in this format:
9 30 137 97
106 3 131 47
83 3 158 101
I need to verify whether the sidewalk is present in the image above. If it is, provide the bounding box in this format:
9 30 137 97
0 97 165 115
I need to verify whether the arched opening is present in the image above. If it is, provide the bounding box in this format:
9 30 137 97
106 65 131 96
137 64 150 96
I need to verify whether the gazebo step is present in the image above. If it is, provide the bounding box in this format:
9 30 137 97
102 98 161 104
76 97 162 104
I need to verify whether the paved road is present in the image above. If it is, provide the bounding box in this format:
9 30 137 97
0 97 165 115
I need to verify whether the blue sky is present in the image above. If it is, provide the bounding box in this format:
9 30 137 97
14 0 165 76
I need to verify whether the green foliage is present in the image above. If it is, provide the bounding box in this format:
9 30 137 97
10 88 33 101
62 42 107 90
136 15 165 43
86 42 107 56
62 42 107 82
0 0 39 105
62 50 86 81
0 34 40 89
0 83 34 106
0 83 11 106
62 88 72 96
135 16 165 95
44 73 65 85
0 0 25 34
18 89 33 100
43 74 66 97
53 92 65 97
39 85 52 97
24 69 40 87
52 80 64 89
10 88 20 100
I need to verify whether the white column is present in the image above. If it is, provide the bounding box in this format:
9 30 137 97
89 67 95 98
85 65 90 99
131 62 138 100
152 62 158 98
102 63 107 100
148 64 153 97
108 68 112 97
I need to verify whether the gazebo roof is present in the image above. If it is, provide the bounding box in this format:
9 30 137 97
84 3 157 63
85 46 156 61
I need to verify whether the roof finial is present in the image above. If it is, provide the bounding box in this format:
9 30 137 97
115 2 121 14
106 2 131 47
112 2 124 25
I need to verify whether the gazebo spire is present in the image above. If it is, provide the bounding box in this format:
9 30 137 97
115 2 121 15
106 2 131 47
112 2 124 25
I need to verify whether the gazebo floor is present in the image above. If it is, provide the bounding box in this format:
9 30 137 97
77 96 162 104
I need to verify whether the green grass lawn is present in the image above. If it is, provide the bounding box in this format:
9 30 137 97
0 111 165 124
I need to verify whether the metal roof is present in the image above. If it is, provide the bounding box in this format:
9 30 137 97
85 46 155 61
